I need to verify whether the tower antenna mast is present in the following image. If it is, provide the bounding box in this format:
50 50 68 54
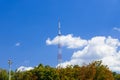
8 59 12 80
57 20 62 65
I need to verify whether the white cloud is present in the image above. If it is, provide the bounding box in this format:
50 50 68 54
46 34 87 49
113 27 120 32
17 66 33 72
47 34 120 72
15 42 21 47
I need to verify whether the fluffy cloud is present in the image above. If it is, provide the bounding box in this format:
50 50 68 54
46 34 120 72
17 66 33 72
15 42 21 47
113 27 120 32
46 34 87 49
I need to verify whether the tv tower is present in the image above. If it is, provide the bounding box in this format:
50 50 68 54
57 20 62 65
8 59 12 80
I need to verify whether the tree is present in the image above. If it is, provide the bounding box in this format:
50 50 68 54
0 61 115 80
113 72 120 80
93 61 114 80
0 69 8 80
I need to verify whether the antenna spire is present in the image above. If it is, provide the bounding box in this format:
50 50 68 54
58 20 61 36
57 19 62 65
8 59 12 80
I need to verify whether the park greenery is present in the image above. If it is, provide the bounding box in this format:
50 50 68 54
0 61 120 80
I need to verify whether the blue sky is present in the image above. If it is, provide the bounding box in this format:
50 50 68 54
1 0 120 71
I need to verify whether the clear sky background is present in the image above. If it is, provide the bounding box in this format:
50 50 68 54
0 0 120 72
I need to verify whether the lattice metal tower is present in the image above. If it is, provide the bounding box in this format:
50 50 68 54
57 20 62 64
8 59 12 80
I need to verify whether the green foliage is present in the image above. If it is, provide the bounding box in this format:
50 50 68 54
0 69 8 80
0 61 117 80
113 72 120 80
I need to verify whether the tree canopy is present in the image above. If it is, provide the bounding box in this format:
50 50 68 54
0 61 119 80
